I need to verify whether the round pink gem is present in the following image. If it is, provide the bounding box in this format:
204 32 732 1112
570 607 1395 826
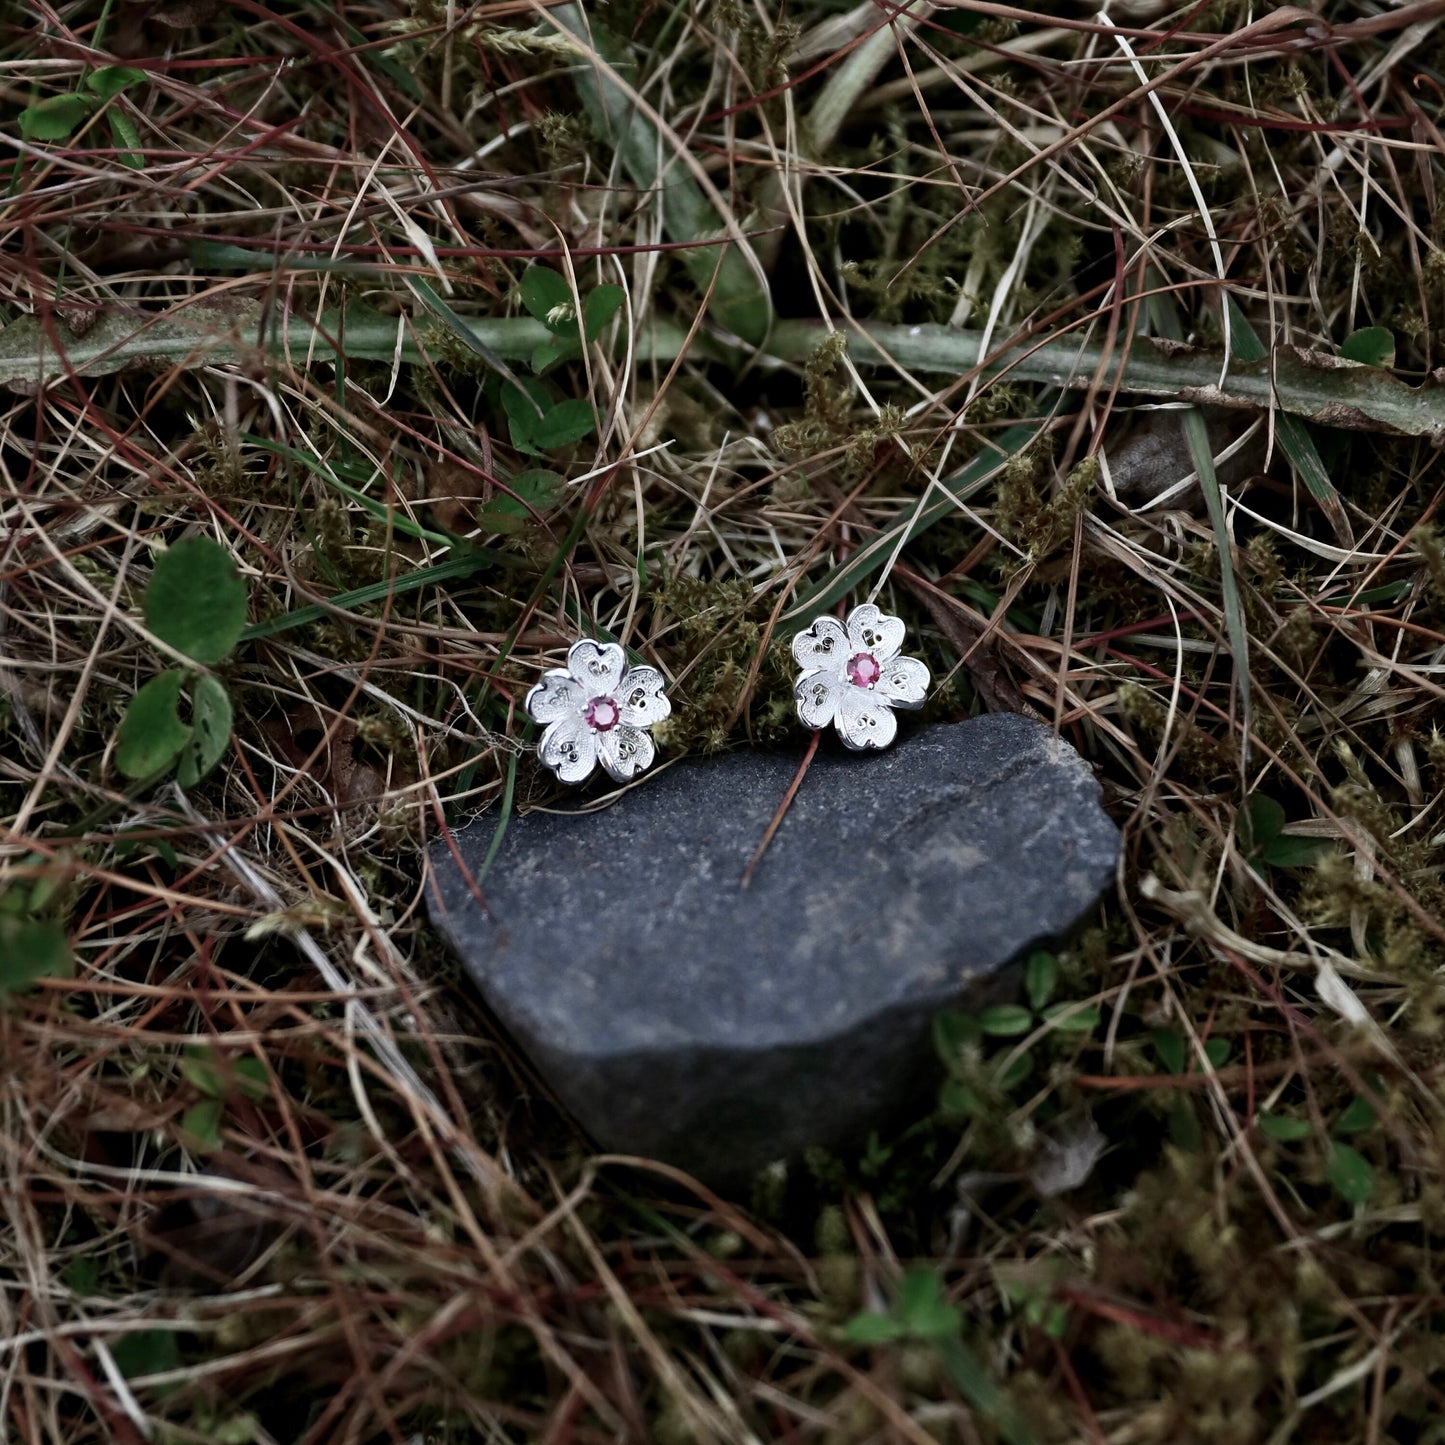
847 652 881 688
585 695 620 731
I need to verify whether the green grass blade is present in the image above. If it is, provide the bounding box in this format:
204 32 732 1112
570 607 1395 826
551 5 771 345
239 551 509 643
406 275 522 384
239 434 462 549
471 745 519 882
1149 284 1251 765
1180 403 1251 766
1225 296 1352 544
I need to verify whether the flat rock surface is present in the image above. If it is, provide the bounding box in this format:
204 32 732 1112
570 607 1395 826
429 714 1120 1183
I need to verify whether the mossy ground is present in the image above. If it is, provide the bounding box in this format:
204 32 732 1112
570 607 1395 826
4 2 1445 1441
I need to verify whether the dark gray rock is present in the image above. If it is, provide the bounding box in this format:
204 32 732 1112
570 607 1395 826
428 714 1119 1184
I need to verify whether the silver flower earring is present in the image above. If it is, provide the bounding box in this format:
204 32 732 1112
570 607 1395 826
527 639 671 784
792 603 929 751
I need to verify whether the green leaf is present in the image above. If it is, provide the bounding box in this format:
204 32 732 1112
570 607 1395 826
1341 326 1395 369
503 379 596 453
978 1004 1034 1037
66 1256 99 1295
843 1312 895 1340
897 1268 961 1339
519 265 574 328
841 1311 906 1344
0 918 73 996
1201 1037 1231 1070
181 1098 222 1151
1025 950 1057 1012
108 111 144 170
488 469 566 520
114 830 178 870
234 1057 269 1099
115 670 192 779
532 398 596 450
19 93 98 142
86 66 147 99
938 1078 981 1118
1169 1099 1202 1153
583 284 625 341
145 536 248 664
1262 835 1328 869
1327 1142 1376 1205
111 1328 179 1379
1152 1027 1186 1076
181 1047 267 1100
180 1049 225 1097
941 8 985 32
1239 795 1285 852
501 377 552 453
1257 1112 1312 1142
1041 1002 1100 1034
1333 1096 1377 1135
933 1010 981 1062
177 675 233 788
996 1049 1034 1090
531 335 581 374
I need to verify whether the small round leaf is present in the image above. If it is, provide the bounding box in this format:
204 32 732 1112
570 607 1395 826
519 265 574 327
86 65 147 100
144 536 248 664
1256 1112 1312 1142
0 918 73 996
115 669 192 779
19 93 98 142
1327 1142 1376 1205
177 674 233 787
1341 326 1395 370
978 1004 1034 1037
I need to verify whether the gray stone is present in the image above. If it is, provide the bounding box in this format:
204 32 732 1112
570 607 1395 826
428 714 1119 1184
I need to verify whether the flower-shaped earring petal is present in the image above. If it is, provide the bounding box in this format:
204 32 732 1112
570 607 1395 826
527 639 671 784
792 603 929 751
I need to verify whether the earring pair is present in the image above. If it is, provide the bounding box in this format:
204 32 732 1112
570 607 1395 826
526 603 930 785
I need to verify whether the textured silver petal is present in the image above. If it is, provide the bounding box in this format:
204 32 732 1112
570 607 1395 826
526 669 585 725
617 665 671 728
792 615 849 673
794 667 844 730
598 724 655 782
539 714 599 782
566 639 626 697
844 603 906 663
837 685 899 751
876 654 929 709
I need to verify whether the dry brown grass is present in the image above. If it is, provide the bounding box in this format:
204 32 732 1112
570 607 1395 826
4 1 1445 1441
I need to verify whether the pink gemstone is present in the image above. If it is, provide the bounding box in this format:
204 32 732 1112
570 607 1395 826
847 652 881 688
585 695 620 731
